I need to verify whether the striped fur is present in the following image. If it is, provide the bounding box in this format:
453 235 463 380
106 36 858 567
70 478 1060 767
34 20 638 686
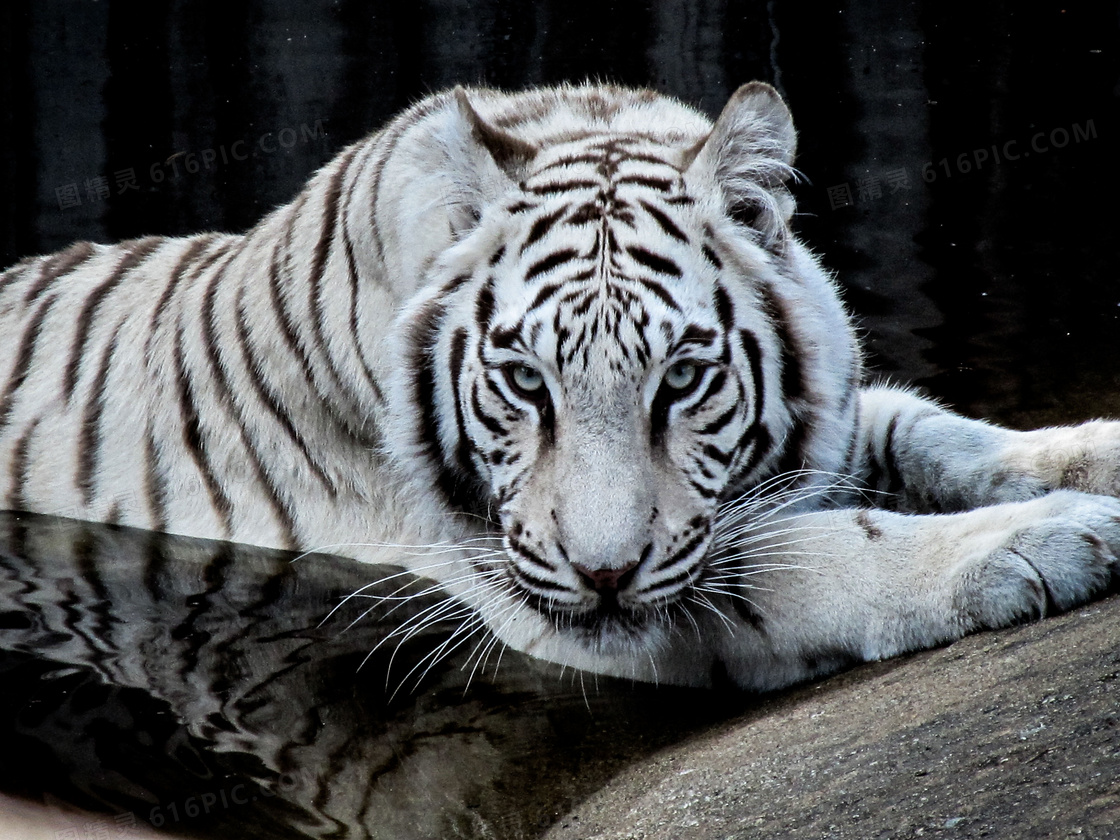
3 82 1120 690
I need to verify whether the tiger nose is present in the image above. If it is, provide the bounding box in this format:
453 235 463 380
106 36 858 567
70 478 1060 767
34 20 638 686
572 560 640 593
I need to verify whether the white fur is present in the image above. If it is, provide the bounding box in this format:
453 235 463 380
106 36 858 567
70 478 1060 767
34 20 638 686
1 83 1118 691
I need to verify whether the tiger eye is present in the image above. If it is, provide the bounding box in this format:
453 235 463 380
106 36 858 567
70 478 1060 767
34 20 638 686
664 361 699 392
509 365 545 395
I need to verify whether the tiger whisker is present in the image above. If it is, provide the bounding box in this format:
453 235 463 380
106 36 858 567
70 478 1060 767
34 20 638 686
687 590 736 635
368 569 507 643
693 585 771 621
321 560 504 627
394 594 526 700
712 528 837 553
462 592 531 692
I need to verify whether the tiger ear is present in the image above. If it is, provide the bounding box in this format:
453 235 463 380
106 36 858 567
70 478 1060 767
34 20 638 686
683 82 797 249
442 87 538 234
453 87 538 180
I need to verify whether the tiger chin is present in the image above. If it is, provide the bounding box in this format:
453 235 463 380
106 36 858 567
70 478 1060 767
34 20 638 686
2 81 1119 693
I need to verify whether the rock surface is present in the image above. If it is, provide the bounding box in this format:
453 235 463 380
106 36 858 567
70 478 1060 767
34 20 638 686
545 595 1120 840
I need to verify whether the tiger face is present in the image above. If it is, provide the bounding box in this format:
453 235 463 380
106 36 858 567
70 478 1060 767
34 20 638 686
391 83 854 650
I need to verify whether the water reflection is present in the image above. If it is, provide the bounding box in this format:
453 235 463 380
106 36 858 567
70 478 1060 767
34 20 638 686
0 512 739 839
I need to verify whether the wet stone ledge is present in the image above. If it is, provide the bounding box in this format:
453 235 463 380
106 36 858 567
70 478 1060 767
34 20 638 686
546 594 1120 840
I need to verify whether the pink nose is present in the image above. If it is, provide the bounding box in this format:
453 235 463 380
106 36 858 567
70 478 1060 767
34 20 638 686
572 561 639 592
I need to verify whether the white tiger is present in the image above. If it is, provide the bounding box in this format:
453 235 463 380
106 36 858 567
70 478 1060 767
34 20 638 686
1 81 1119 691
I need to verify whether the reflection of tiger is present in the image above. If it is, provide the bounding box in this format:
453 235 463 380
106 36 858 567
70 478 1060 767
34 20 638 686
0 511 716 840
2 82 1120 690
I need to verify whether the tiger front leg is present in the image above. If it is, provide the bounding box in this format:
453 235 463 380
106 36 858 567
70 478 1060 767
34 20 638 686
712 491 1120 692
856 385 1120 513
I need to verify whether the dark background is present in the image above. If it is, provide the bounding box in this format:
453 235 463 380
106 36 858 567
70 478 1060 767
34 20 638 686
2 0 1118 427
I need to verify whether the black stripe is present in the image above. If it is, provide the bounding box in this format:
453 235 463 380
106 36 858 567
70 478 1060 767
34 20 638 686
267 208 343 420
199 250 242 386
76 322 125 506
701 242 723 271
627 245 682 278
533 152 607 172
173 322 235 538
340 203 386 403
881 414 904 496
702 443 735 468
512 563 570 594
64 236 162 402
734 423 773 485
567 203 600 226
201 258 299 549
641 565 699 600
7 417 39 511
520 205 568 253
839 422 859 476
714 284 735 332
490 326 521 351
638 199 689 242
616 175 673 191
526 179 600 194
757 282 806 401
0 293 58 433
732 597 767 633
774 417 809 475
690 456 716 480
233 289 337 495
634 276 681 312
144 424 170 533
268 222 313 381
680 325 719 347
740 329 766 428
408 301 456 497
470 383 508 436
308 147 364 406
697 403 738 436
837 369 859 416
145 237 221 362
23 240 97 304
728 328 773 482
692 369 728 411
652 529 709 574
475 278 496 332
613 151 677 168
528 281 566 312
508 531 557 572
484 372 523 414
448 328 473 476
526 248 580 281
0 258 37 297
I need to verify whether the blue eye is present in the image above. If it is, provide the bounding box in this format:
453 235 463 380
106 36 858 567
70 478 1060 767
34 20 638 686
505 365 546 399
664 361 700 392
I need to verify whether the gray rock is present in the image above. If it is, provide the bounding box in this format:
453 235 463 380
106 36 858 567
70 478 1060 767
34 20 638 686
545 595 1120 840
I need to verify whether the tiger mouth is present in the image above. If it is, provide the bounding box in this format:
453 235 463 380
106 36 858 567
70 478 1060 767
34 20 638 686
520 575 696 642
541 596 656 640
502 536 714 642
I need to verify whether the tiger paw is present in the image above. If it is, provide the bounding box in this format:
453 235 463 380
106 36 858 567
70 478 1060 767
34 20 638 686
950 491 1120 631
1020 420 1120 498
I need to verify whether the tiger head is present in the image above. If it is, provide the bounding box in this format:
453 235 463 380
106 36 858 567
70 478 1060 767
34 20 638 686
386 83 859 655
